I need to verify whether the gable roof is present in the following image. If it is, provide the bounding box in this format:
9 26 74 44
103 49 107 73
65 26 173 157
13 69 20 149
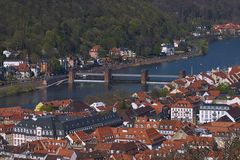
93 127 114 142
173 100 193 108
213 71 227 79
57 148 75 158
229 66 240 75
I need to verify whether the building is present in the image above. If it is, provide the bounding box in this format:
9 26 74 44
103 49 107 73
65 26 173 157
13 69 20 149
16 63 31 79
13 112 122 146
217 107 240 122
201 122 240 138
158 120 184 139
171 100 194 123
0 124 14 145
89 45 101 59
161 44 175 56
92 127 165 150
66 131 94 148
114 127 165 150
199 104 231 124
40 61 48 74
3 60 24 68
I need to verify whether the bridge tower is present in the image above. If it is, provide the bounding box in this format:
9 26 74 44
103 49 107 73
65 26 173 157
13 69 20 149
68 68 75 83
104 69 112 84
141 69 149 85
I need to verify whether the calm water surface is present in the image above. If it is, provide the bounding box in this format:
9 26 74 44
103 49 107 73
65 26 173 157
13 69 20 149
1 38 240 108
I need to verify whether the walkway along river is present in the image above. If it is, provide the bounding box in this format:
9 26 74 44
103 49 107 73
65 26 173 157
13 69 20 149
0 38 240 108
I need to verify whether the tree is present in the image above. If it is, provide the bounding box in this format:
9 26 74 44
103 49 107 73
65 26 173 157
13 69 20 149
0 54 6 65
42 30 59 58
119 100 130 110
49 58 63 75
151 87 168 99
217 84 231 94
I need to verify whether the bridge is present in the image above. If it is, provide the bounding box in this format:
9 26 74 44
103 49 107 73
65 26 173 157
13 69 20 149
69 69 186 85
38 69 185 88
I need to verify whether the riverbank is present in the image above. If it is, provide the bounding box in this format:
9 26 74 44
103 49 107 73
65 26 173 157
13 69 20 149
0 81 43 98
87 38 207 73
89 50 204 73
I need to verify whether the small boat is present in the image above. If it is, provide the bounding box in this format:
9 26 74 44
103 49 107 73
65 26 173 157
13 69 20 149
182 56 188 59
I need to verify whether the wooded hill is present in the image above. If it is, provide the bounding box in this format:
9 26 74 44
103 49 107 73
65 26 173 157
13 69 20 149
0 0 239 62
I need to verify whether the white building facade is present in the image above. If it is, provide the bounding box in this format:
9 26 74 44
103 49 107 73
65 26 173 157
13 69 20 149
3 60 24 68
171 100 194 123
199 104 231 124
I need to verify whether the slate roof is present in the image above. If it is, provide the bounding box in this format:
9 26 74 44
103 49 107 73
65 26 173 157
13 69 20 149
14 112 122 137
134 106 156 117
227 107 240 121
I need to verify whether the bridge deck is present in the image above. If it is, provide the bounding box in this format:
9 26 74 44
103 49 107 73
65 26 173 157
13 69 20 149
75 73 178 78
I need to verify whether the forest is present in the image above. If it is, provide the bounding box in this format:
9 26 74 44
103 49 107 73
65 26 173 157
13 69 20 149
0 0 240 63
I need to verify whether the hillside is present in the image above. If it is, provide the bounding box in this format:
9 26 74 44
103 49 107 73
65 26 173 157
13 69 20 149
0 0 239 62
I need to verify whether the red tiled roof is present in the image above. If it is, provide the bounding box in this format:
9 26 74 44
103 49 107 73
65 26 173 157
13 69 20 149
92 127 114 143
173 100 193 108
229 66 240 75
151 102 165 114
43 99 72 108
111 154 133 160
159 120 184 132
57 148 74 158
200 73 214 82
208 90 220 97
135 91 150 102
174 79 187 85
213 23 240 31
112 127 165 146
213 71 227 79
0 123 14 133
17 63 29 72
68 131 92 143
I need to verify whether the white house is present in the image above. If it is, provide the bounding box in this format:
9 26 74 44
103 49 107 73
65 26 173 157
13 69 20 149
211 71 229 85
90 102 106 112
3 50 12 58
171 100 194 123
197 73 215 85
199 104 231 124
161 44 175 56
3 60 24 68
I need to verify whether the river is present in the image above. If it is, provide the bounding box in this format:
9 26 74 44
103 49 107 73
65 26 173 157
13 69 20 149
0 38 240 108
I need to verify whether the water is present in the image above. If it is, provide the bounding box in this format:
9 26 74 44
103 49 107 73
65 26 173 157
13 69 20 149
116 38 240 74
0 38 240 108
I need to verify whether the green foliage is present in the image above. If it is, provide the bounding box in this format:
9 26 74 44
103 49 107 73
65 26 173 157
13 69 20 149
0 0 240 60
0 0 185 60
217 84 231 94
49 58 63 74
151 87 168 99
196 39 209 54
119 100 130 110
0 54 6 65
39 105 55 112
0 83 35 98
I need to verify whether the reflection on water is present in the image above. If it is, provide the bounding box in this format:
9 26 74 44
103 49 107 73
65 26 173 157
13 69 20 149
0 38 240 108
